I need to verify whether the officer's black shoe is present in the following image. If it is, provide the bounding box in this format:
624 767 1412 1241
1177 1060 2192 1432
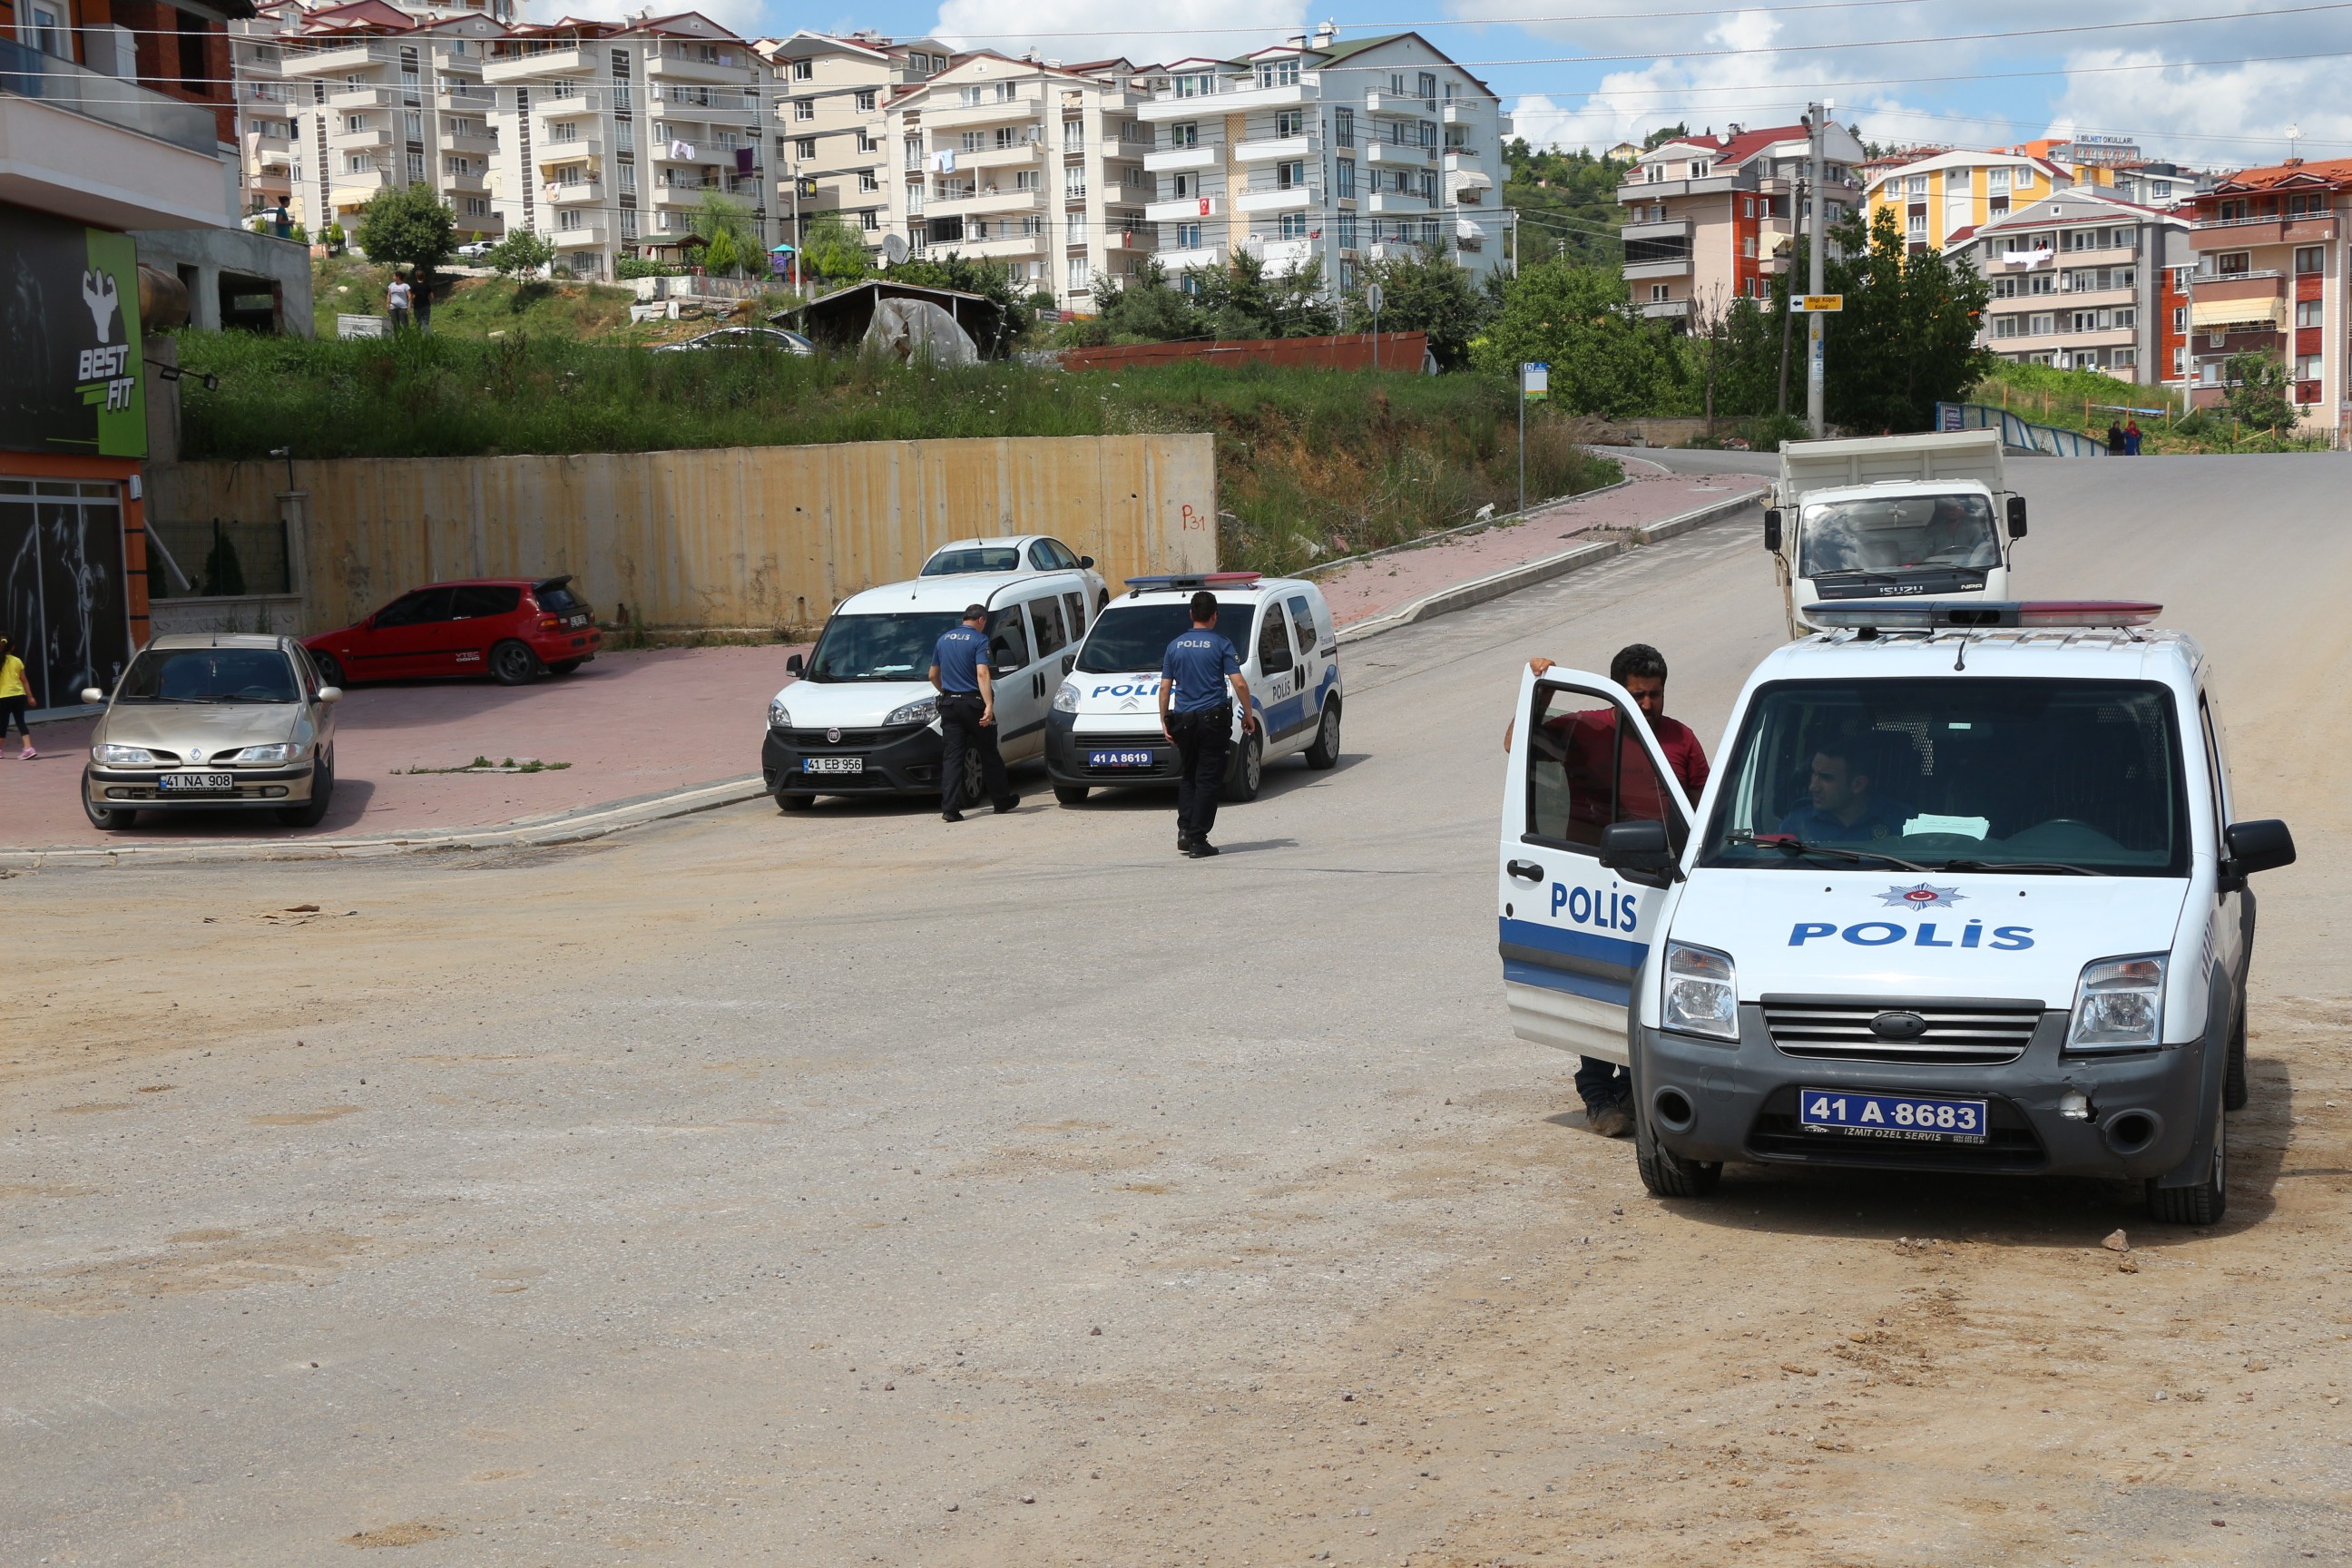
1187 840 1220 858
942 809 965 823
1177 835 1195 855
993 795 1021 814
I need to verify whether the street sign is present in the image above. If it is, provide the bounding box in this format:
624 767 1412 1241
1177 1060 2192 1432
1521 362 1549 401
1364 282 1385 316
1794 294 1845 313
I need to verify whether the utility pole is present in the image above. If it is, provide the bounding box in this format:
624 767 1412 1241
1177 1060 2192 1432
1778 177 1804 416
1806 100 1830 436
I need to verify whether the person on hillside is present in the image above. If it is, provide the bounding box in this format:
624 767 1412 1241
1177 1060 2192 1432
0 633 39 760
386 275 413 332
2125 418 2144 456
2106 420 2127 456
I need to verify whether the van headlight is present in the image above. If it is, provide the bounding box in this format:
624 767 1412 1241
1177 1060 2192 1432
2068 955 2166 1050
232 742 301 764
768 699 792 730
1663 942 1740 1042
885 697 936 726
92 743 157 765
1053 680 1079 713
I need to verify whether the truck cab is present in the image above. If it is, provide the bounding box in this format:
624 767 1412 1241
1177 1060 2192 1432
1767 429 2030 638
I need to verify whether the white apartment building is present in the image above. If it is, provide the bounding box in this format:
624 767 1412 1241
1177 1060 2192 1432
482 14 774 279
1134 28 1514 299
237 0 512 241
752 30 951 258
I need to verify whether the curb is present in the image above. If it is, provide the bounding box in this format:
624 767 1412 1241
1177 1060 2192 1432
1336 486 1763 646
0 773 769 869
1297 472 1635 581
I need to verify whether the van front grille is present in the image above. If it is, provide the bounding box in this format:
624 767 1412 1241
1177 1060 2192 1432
1760 996 2045 1066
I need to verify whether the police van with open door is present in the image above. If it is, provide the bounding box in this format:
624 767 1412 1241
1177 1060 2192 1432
1044 572 1343 806
1500 600 2295 1225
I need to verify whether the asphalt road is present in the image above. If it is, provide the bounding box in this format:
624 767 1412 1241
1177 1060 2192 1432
6 452 2350 1565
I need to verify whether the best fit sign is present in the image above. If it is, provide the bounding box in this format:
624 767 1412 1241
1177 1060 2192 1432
0 205 147 459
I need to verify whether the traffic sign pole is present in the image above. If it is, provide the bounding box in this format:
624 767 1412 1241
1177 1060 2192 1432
1519 362 1548 517
1806 99 1831 437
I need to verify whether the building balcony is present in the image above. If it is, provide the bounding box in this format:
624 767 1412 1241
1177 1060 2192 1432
645 48 758 84
2197 271 2287 303
2190 213 2336 249
959 231 1048 258
327 83 399 112
1359 140 1431 166
1232 133 1311 163
1142 81 1308 122
1367 240 1423 261
1640 297 1692 319
1155 243 1224 271
1237 184 1312 213
283 40 398 76
328 122 393 148
531 89 610 121
484 47 596 83
549 220 610 248
537 137 604 164
444 84 498 113
1363 190 1427 213
1616 173 1745 203
1624 253 1693 279
1257 235 1316 275
956 140 1044 170
933 186 1047 215
1439 101 1485 124
445 170 491 195
1621 218 1690 245
328 167 395 199
649 89 761 122
1361 89 1433 117
542 177 603 203
1143 142 1216 172
0 35 233 225
250 139 293 169
925 94 1047 130
1441 149 1480 172
1145 193 1218 222
444 129 498 155
650 181 726 207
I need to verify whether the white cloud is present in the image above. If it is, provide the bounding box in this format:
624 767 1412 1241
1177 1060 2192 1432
930 0 1305 67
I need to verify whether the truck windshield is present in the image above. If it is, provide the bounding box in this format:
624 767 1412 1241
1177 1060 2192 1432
1699 677 2188 876
804 612 965 682
1075 600 1258 674
1800 495 1999 578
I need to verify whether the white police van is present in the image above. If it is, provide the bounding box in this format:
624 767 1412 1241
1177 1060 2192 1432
763 566 1098 808
1044 572 1343 807
1499 600 2295 1224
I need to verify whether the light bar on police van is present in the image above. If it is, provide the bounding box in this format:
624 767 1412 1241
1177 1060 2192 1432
1123 572 1262 596
1802 600 2162 631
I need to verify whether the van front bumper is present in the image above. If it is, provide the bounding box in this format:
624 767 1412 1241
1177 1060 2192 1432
1632 1006 2214 1181
1045 710 1245 790
86 760 321 809
762 721 941 798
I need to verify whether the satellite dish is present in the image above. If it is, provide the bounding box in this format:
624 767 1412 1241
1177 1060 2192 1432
882 233 909 266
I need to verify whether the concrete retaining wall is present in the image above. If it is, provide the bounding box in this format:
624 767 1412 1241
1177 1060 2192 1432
148 434 1218 634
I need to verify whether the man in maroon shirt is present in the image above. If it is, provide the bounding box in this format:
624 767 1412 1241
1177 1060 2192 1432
1528 643 1709 1136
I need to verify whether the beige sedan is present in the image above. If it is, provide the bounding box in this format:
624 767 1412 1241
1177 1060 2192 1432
81 633 340 831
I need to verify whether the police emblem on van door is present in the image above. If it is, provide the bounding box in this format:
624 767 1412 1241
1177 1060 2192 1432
1878 883 1964 909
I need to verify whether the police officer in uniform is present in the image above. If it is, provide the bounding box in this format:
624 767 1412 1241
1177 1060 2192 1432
929 603 1019 822
1157 590 1253 858
1778 737 1906 843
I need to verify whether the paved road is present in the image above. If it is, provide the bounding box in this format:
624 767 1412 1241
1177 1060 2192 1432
5 454 2349 1565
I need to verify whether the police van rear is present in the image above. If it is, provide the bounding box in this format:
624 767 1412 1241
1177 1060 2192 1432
1045 573 1344 806
1499 600 2296 1225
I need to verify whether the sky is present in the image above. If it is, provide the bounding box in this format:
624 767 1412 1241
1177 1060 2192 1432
601 0 2352 171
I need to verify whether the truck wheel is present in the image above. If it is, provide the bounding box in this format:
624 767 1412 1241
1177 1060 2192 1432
776 791 814 812
1054 784 1089 806
2222 1003 2249 1112
1634 1104 1721 1199
2147 1102 2226 1226
1220 732 1262 803
1304 700 1341 769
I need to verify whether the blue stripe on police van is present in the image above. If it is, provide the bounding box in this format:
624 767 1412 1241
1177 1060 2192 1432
1502 957 1632 1007
1497 916 1649 972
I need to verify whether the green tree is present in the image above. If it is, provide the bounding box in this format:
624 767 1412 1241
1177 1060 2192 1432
1090 258 1205 342
1347 244 1488 368
1469 258 1680 417
1504 140 1632 269
799 211 873 289
353 185 457 328
1818 206 1994 433
691 191 760 258
1642 122 1691 152
2220 348 2294 433
702 225 743 277
485 230 555 283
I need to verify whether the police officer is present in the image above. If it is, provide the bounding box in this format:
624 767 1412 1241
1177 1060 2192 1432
1158 590 1253 858
929 603 1019 822
1778 737 1906 843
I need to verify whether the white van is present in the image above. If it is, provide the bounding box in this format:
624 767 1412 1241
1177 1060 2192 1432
1044 572 1343 806
1498 599 2295 1225
763 567 1098 808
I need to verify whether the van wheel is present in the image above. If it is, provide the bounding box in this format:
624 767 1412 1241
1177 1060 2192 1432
489 640 541 685
776 791 814 812
2222 1003 2249 1112
1304 700 1341 769
1220 731 1263 803
1635 1104 1721 1199
2147 1102 2226 1226
1054 784 1089 806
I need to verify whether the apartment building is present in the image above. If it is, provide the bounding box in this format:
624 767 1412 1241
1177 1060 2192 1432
483 14 774 279
2181 158 2352 439
1962 190 2190 385
1133 29 1514 299
1617 120 1866 326
752 29 949 257
1866 149 2100 253
2112 161 2211 210
886 50 1159 307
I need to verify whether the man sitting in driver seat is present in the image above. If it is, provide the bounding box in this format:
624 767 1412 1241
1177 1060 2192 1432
1779 737 1909 843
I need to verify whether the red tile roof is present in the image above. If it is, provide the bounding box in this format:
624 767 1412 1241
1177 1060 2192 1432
2209 156 2352 192
1715 123 1812 167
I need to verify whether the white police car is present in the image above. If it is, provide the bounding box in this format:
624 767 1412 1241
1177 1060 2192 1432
764 566 1098 808
1499 600 2294 1225
1044 572 1343 806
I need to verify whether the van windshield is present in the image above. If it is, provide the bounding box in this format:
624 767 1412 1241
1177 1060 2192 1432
1700 677 2187 876
1800 494 2000 578
1075 600 1258 674
805 612 965 682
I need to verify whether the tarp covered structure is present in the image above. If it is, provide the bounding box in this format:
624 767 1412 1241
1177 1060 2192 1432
786 279 1006 357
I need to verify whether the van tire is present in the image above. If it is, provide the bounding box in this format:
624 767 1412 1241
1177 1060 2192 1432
1634 1104 1721 1199
2222 1003 2249 1111
1304 700 1341 769
1054 784 1089 806
2147 1102 2226 1225
776 791 814 811
1220 731 1263 803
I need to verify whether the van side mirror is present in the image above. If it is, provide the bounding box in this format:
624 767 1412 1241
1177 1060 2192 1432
318 686 343 703
786 652 804 677
2005 495 2028 538
1599 819 1680 884
82 686 104 704
1763 508 1783 554
1077 554 1095 569
2223 818 2295 883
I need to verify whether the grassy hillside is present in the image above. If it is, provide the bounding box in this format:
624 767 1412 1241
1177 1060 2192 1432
172 331 1614 575
308 254 789 347
1966 361 2328 454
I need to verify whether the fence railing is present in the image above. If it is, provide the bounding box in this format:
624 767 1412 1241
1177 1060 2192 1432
1935 402 2108 457
0 34 220 157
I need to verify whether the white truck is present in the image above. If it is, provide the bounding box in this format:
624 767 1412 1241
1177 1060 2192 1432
1764 429 2030 638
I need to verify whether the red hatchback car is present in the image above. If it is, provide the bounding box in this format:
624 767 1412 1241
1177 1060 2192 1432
303 576 602 688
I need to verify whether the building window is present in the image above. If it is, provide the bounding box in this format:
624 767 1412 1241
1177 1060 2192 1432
1741 235 1756 259
795 98 815 122
1276 109 1304 138
1906 174 1927 197
2298 353 2323 379
1334 107 1354 148
2296 245 2324 274
2172 346 2186 377
1992 315 2020 338
1650 284 1671 302
1259 56 1300 88
1015 169 1040 191
855 90 877 113
1176 221 1200 249
1066 211 1083 243
905 135 923 169
796 137 816 160
1337 212 1356 249
1276 160 1305 190
2216 251 2250 276
858 169 879 192
1417 71 1436 101
962 131 984 152
466 196 489 216
1063 119 1083 153
2174 305 2188 329
1169 122 1198 148
2112 348 2136 368
1063 165 1085 198
1067 255 1090 289
1172 72 1215 98
1335 159 1355 200
1987 167 2010 192
1688 160 1710 179
2030 313 2054 335
1278 211 1308 239
2298 299 2323 328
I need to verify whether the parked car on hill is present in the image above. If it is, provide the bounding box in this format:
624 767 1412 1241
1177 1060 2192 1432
654 327 815 355
921 534 1106 612
303 577 600 688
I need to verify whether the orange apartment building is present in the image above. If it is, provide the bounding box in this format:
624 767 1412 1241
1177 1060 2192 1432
2182 158 2351 439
